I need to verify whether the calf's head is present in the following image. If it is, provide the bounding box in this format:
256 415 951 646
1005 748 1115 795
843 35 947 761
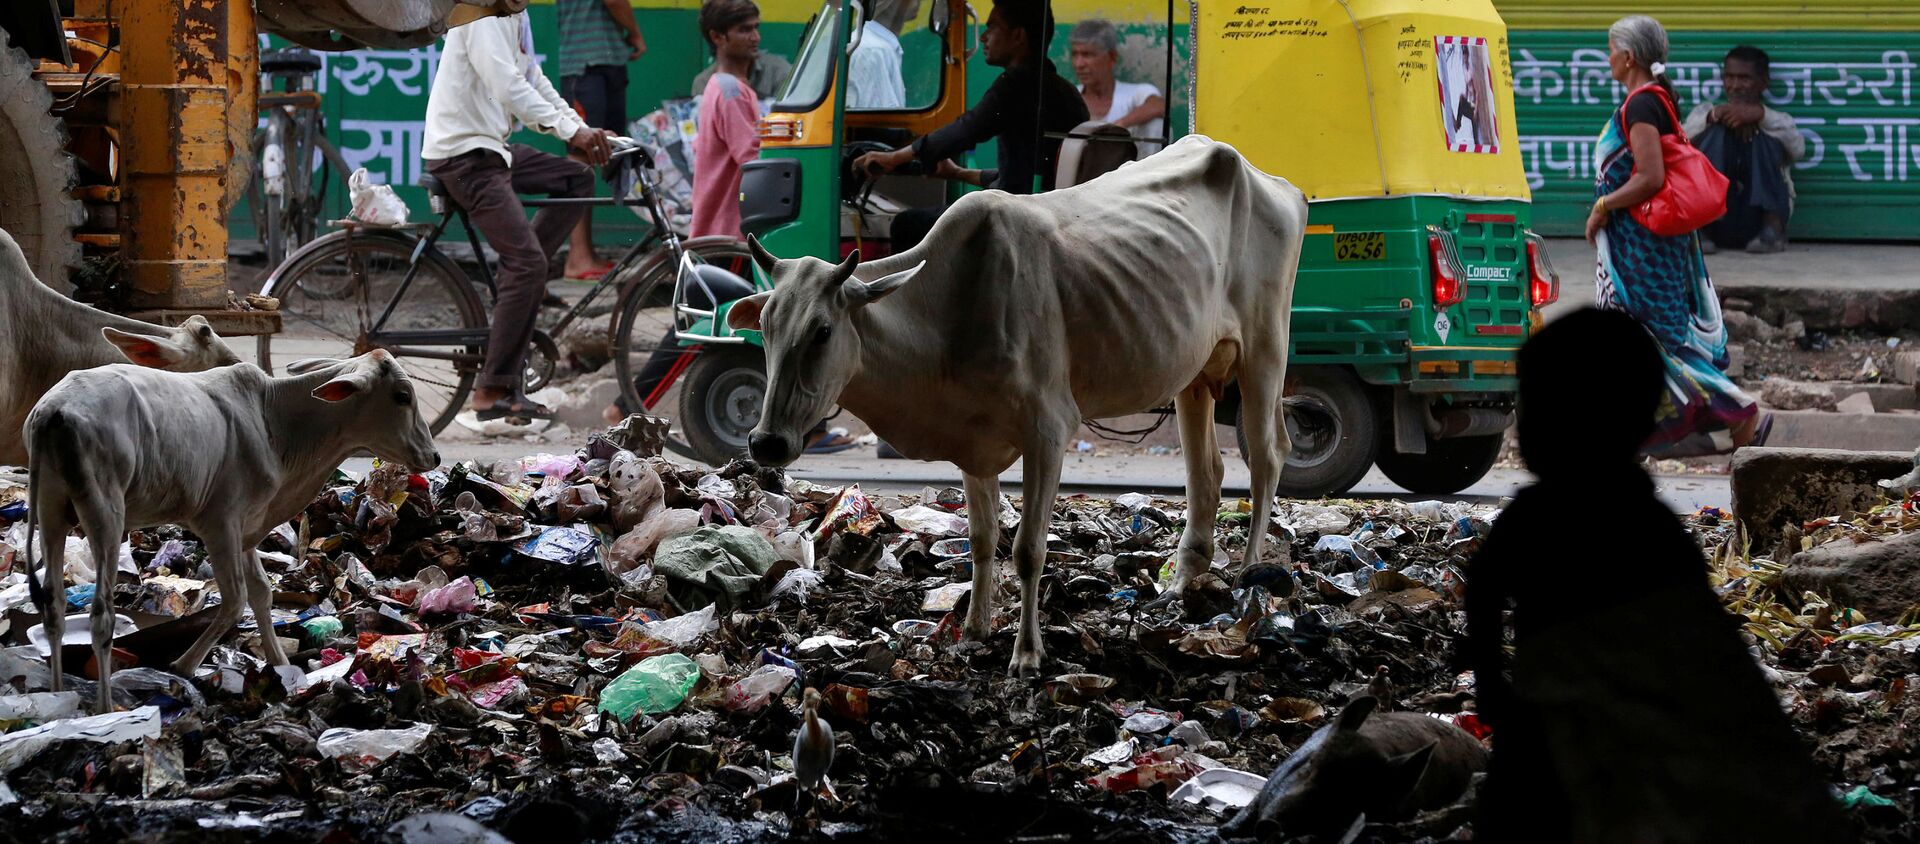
1222 697 1440 840
102 315 243 371
306 351 441 471
725 236 923 467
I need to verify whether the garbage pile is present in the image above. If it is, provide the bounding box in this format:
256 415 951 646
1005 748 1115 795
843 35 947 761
0 419 1909 841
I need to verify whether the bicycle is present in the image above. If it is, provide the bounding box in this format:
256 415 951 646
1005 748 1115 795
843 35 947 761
255 140 770 465
249 48 355 271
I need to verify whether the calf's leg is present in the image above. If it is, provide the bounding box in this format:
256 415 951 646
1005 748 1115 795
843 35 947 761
1009 421 1069 676
238 548 290 665
36 497 74 694
1169 384 1222 594
961 472 1001 641
172 523 251 676
74 495 127 714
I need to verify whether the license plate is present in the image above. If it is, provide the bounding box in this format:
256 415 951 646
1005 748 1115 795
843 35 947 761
1333 231 1385 262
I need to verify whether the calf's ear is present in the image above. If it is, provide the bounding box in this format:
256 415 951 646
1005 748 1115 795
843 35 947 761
102 327 187 369
844 261 925 306
1334 696 1379 731
1380 742 1437 815
312 370 374 402
726 291 773 331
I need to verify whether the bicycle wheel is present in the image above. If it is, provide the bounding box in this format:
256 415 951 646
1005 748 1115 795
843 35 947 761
258 230 486 434
611 237 758 461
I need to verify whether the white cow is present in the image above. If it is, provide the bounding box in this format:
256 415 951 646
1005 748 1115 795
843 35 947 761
0 228 241 465
728 136 1306 674
24 350 439 713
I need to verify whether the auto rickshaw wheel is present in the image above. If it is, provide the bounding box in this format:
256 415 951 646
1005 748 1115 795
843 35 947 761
1236 366 1378 499
679 345 767 467
1375 433 1503 495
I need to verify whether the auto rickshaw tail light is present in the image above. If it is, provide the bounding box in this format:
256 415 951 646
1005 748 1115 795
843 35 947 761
1428 233 1463 308
758 116 802 141
1526 234 1560 307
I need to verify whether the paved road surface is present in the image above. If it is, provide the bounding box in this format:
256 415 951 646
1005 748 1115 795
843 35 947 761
348 444 1731 512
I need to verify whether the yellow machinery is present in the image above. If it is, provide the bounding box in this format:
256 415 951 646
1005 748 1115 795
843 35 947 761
0 0 514 335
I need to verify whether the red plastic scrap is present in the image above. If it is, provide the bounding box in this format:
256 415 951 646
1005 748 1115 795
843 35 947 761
1084 745 1205 794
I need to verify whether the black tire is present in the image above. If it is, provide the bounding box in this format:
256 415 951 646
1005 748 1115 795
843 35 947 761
258 231 486 434
611 238 758 461
678 346 767 467
0 45 83 290
1238 366 1379 499
1376 433 1503 495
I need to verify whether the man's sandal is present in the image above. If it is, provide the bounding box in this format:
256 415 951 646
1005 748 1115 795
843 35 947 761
474 397 558 423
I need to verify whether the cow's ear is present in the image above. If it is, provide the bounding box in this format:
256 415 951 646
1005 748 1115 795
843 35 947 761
845 261 924 306
726 291 773 331
102 327 188 369
746 235 779 275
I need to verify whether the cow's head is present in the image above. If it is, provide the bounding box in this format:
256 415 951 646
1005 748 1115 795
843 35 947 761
725 236 924 467
101 315 242 371
303 350 441 471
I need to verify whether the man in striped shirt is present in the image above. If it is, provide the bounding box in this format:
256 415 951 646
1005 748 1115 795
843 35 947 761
557 0 648 280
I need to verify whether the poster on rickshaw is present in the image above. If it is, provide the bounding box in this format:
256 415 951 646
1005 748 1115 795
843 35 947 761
1435 35 1500 154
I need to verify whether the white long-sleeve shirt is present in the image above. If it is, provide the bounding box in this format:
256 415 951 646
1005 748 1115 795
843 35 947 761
422 13 583 165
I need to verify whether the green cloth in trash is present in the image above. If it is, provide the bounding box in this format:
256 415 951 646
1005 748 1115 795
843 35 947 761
652 525 778 611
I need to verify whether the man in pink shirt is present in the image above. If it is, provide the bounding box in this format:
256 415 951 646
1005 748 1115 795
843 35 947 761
693 0 764 238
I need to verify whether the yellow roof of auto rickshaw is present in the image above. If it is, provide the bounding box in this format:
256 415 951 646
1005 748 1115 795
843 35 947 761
1193 0 1531 203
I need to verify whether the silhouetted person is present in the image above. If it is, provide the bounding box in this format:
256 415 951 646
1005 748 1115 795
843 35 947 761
1466 308 1846 843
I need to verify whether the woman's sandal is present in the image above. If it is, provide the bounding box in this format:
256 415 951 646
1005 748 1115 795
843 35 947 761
804 426 859 455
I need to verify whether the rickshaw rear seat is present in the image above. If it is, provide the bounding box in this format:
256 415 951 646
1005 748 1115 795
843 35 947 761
1054 121 1138 190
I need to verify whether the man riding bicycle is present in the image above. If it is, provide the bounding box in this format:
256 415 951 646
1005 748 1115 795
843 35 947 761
423 3 617 422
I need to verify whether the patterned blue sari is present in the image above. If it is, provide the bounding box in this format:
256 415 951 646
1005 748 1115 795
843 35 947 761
1593 101 1758 457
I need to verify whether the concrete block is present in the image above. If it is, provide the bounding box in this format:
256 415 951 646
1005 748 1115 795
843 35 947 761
1851 383 1920 413
1836 392 1877 414
1730 447 1913 548
554 377 621 433
1766 411 1920 452
1780 530 1920 622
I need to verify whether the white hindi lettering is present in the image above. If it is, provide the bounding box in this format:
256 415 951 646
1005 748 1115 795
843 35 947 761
1505 49 1913 111
1836 117 1920 182
336 120 426 187
1518 135 1596 189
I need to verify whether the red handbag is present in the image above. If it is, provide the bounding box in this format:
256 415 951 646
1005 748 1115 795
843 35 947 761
1619 84 1729 237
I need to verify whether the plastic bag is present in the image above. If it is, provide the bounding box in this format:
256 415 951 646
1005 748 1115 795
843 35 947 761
599 653 701 721
317 722 434 770
417 576 479 615
889 505 969 538
720 664 796 712
639 604 718 647
348 168 409 226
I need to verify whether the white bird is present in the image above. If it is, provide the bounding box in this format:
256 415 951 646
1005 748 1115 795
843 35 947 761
792 686 836 800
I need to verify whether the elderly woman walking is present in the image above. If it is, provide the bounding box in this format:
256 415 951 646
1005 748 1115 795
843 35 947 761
1586 15 1769 456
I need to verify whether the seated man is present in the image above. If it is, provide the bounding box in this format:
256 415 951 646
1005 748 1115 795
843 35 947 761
1069 18 1165 158
1683 46 1803 254
423 5 613 421
853 0 1089 252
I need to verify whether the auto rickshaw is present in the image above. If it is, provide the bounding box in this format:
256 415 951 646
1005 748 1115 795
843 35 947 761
676 0 1556 498
1194 0 1558 496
